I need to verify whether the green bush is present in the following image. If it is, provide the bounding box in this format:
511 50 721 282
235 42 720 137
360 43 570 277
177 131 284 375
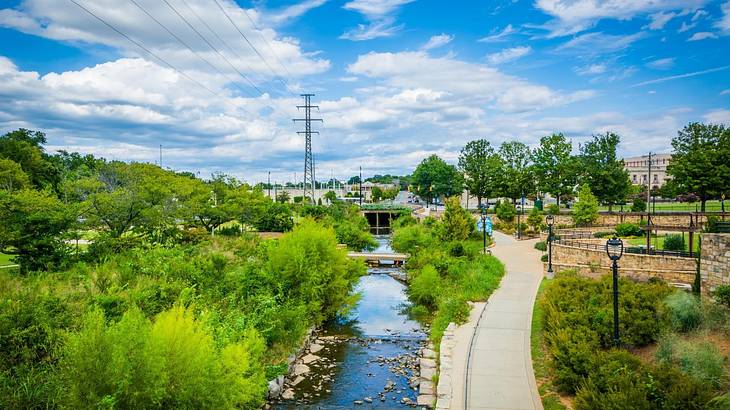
546 204 560 215
534 241 547 252
664 292 703 332
527 208 543 232
541 254 548 262
496 200 516 223
712 285 730 308
663 234 686 252
391 223 434 254
615 222 643 237
409 265 442 307
572 185 599 226
656 336 726 389
593 231 615 238
631 196 646 212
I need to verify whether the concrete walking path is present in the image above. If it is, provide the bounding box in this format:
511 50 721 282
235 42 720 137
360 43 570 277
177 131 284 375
450 231 544 410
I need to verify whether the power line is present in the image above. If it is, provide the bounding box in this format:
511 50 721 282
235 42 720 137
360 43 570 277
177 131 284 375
68 0 253 116
128 0 259 98
160 0 265 96
240 7 296 87
178 0 277 94
212 0 298 96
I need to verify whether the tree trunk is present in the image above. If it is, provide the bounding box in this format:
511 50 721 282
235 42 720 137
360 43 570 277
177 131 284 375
477 196 482 208
556 194 561 208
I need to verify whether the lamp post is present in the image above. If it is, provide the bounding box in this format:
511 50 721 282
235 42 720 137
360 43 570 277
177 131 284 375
546 214 554 279
480 205 487 254
606 237 624 347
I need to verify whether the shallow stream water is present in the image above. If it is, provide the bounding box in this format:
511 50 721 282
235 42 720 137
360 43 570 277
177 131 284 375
274 237 426 408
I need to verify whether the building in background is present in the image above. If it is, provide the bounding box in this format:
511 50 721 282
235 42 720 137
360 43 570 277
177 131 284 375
623 153 672 189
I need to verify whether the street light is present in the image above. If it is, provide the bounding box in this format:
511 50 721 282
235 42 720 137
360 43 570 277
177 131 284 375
606 237 624 347
480 205 487 254
546 214 554 279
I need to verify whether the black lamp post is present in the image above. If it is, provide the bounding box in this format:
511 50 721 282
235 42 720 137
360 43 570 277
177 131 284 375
480 205 487 254
546 214 554 279
606 237 624 347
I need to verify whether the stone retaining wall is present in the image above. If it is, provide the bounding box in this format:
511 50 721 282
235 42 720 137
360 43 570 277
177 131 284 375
487 212 722 229
701 233 730 292
549 242 696 284
435 323 456 410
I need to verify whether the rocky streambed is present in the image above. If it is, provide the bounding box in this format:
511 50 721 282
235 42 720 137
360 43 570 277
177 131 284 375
270 269 436 408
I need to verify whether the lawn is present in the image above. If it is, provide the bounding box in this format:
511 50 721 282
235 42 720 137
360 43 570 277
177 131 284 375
599 200 726 212
625 233 700 253
0 253 15 266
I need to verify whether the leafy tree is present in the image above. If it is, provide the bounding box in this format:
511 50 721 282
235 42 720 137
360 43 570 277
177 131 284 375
572 184 599 226
323 190 337 203
0 159 31 191
253 202 293 232
527 207 543 232
578 132 631 210
440 196 474 241
667 123 730 212
498 141 534 203
0 189 74 273
458 139 504 207
0 129 61 190
276 191 291 203
496 200 517 223
382 187 399 200
347 175 361 185
532 133 577 207
371 186 384 202
411 155 464 202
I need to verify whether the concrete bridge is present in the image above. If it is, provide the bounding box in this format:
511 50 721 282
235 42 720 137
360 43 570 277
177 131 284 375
347 251 408 266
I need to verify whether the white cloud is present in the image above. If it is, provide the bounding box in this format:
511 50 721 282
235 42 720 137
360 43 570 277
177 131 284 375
720 89 730 95
478 24 516 42
340 0 414 40
646 57 675 70
421 34 453 50
575 63 607 75
486 46 532 65
647 11 676 30
534 0 707 37
688 31 718 41
703 109 730 124
678 21 696 32
267 0 329 25
631 65 730 87
717 1 730 33
556 32 645 57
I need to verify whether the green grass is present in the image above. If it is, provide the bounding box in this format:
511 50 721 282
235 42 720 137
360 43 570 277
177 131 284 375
531 278 567 410
0 253 15 266
599 200 726 212
625 234 700 252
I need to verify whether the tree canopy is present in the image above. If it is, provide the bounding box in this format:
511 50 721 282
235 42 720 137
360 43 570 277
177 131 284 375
498 141 534 202
458 139 503 206
411 154 463 201
532 133 577 206
578 132 631 209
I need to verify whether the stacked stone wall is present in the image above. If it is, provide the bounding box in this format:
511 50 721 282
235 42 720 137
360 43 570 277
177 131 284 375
700 234 730 292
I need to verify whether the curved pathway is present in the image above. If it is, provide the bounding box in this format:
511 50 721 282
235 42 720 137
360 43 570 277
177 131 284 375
451 231 544 410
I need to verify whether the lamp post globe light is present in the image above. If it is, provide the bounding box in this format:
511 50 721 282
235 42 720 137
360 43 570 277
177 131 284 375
546 214 554 279
606 237 624 347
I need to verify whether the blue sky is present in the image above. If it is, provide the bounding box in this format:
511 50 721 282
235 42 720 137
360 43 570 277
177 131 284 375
1 0 729 182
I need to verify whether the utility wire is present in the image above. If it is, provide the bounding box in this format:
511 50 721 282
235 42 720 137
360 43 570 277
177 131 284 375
178 0 279 95
68 0 253 116
211 0 298 96
128 0 259 98
240 7 296 88
160 0 265 96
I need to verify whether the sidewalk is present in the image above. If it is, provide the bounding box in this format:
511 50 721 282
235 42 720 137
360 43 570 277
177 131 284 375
450 232 544 410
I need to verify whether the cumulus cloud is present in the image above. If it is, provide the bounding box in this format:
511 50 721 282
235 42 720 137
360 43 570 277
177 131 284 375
486 46 531 65
703 109 730 124
421 34 453 50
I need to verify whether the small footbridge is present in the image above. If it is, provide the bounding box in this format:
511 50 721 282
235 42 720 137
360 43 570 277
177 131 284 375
347 251 409 267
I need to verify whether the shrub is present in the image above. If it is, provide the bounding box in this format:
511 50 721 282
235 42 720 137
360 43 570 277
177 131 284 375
526 208 543 232
656 336 726 389
663 234 686 252
631 196 646 212
572 185 599 226
546 203 560 215
615 222 642 237
712 285 730 308
496 200 516 223
391 223 434 254
534 241 547 252
409 265 441 307
440 197 474 241
664 292 703 332
541 254 548 262
593 231 614 238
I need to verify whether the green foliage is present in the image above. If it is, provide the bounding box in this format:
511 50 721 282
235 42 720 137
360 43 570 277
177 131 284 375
323 190 337 203
546 203 560 215
254 202 293 232
572 184 599 226
498 141 534 201
409 265 442 307
440 196 474 241
631 196 646 212
656 336 726 389
0 158 31 191
534 241 547 252
0 129 61 190
411 154 464 200
391 223 434 254
615 222 643 237
60 306 267 409
578 132 631 207
527 207 543 232
663 234 686 252
458 139 503 205
667 122 730 211
664 292 703 332
713 285 730 308
532 133 577 207
496 200 517 223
